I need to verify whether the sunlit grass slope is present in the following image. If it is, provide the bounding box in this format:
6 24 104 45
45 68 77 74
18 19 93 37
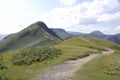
72 51 120 80
84 36 120 50
1 36 119 80
71 36 120 80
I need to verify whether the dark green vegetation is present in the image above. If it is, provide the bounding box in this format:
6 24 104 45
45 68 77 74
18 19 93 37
0 21 61 52
0 47 63 80
0 55 8 80
12 47 62 65
0 74 8 80
0 55 7 70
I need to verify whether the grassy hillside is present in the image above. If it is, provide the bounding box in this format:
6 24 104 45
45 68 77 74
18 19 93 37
72 51 120 80
84 36 120 50
0 36 119 80
0 21 61 52
70 36 120 80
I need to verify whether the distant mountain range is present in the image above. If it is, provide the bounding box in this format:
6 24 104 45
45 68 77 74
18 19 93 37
67 31 86 36
0 21 120 52
106 34 120 44
68 31 120 44
51 29 120 45
88 31 120 44
51 28 73 40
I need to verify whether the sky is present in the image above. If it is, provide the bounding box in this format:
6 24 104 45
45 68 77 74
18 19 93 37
0 0 120 34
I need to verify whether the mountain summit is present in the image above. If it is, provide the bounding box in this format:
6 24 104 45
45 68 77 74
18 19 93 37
0 21 61 52
90 31 104 38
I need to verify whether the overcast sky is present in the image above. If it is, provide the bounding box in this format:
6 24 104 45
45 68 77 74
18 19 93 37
0 0 120 34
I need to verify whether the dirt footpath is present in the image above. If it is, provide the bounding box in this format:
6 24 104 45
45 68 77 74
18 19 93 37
37 49 114 80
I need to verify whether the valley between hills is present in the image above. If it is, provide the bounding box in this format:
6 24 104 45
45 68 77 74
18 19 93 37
0 21 120 80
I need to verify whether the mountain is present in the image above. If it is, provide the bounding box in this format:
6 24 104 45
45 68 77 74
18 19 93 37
89 31 120 44
89 31 111 39
51 28 73 40
0 34 7 41
68 30 120 44
89 31 105 38
0 21 61 52
106 34 120 44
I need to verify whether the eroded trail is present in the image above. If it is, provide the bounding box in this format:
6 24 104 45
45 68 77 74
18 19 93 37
37 49 114 80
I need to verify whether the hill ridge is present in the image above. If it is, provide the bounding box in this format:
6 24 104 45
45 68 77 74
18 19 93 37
0 21 61 52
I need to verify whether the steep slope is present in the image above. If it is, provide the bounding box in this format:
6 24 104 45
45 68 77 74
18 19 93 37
51 28 73 40
0 21 61 52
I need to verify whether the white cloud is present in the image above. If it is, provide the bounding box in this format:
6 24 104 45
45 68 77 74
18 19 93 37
102 26 120 35
0 0 46 34
59 0 77 6
0 0 120 34
79 0 120 17
66 24 105 33
97 12 120 22
40 5 81 28
41 0 120 35
0 23 23 34
116 26 120 30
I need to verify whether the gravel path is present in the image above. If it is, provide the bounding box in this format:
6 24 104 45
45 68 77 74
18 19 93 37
80 36 95 45
37 49 114 80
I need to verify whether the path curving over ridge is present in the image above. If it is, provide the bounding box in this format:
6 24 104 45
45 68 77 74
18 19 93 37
37 49 114 80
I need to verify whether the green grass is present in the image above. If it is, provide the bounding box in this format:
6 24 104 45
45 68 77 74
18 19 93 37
98 51 120 76
0 48 97 80
0 50 63 80
0 36 119 80
55 37 105 51
54 37 102 60
84 36 120 50
71 51 120 80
